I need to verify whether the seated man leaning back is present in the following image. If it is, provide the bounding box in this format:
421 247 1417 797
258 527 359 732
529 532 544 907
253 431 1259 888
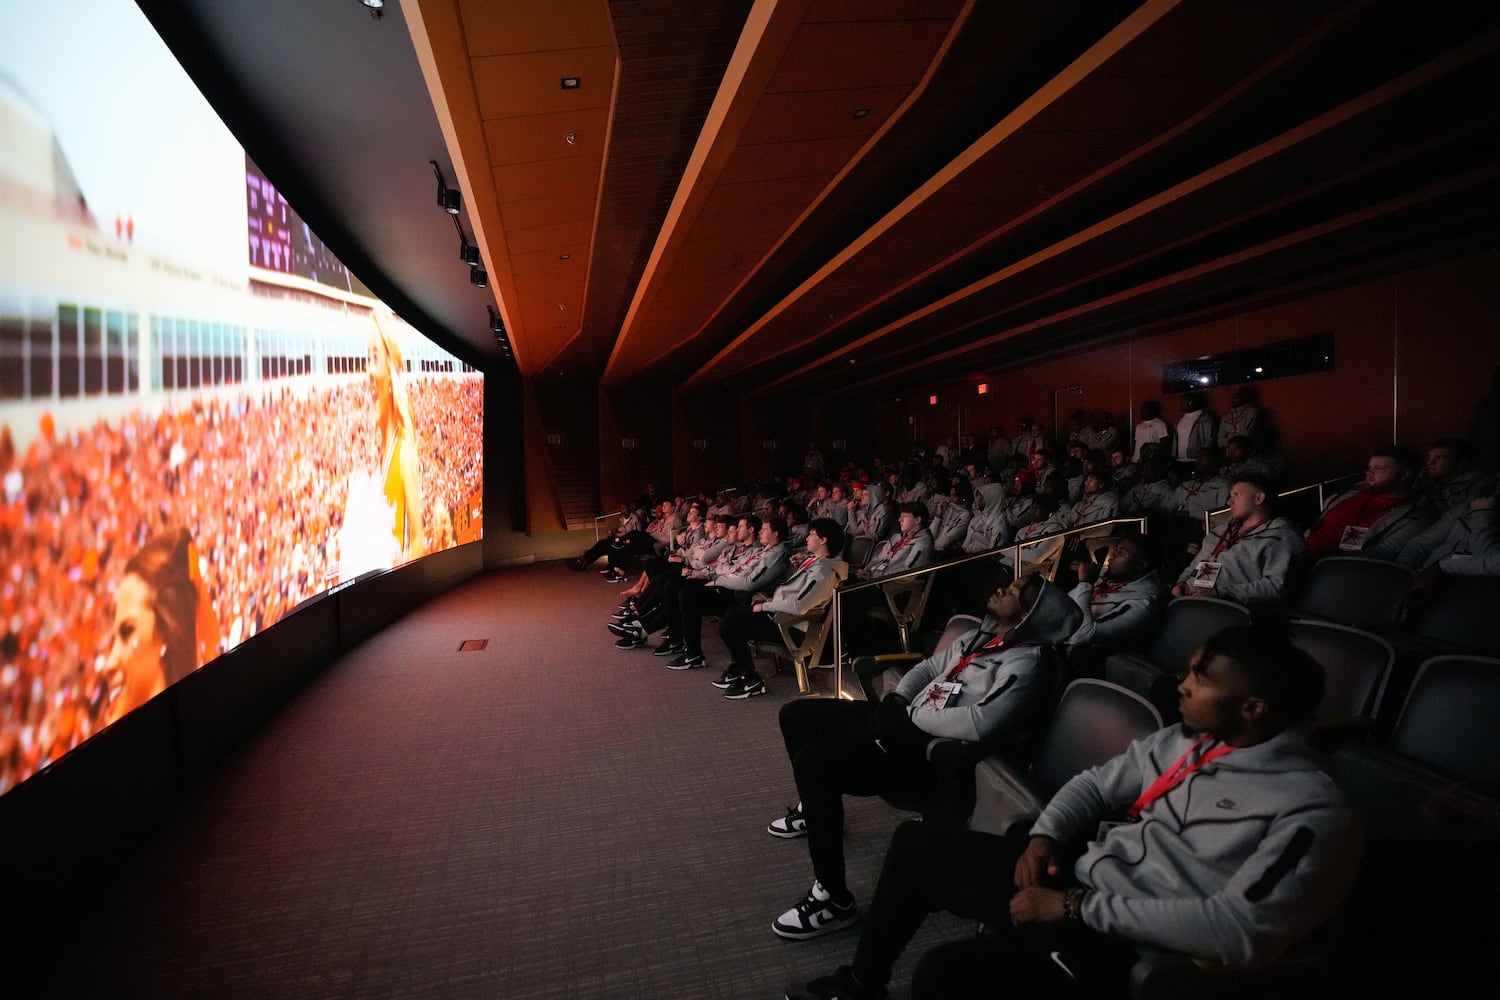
765 571 1083 943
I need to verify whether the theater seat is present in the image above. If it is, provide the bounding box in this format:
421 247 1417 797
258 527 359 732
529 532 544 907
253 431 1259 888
1103 597 1251 718
1407 575 1500 657
1332 654 1500 991
969 679 1162 836
1282 619 1395 748
854 613 979 702
1292 556 1414 630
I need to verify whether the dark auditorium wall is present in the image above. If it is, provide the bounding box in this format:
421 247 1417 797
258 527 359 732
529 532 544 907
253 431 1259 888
673 392 743 495
882 250 1500 481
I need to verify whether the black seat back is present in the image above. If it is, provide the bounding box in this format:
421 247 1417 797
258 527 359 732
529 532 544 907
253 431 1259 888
1284 619 1395 719
1033 679 1163 799
1390 654 1500 796
1295 556 1414 630
1413 576 1500 655
1145 597 1252 672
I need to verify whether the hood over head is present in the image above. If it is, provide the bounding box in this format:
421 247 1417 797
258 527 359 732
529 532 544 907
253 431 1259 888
1009 578 1085 645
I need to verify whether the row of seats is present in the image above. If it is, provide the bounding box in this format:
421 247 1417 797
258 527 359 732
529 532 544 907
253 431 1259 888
878 618 1499 996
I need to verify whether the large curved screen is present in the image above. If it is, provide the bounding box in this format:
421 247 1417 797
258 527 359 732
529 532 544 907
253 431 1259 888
0 3 484 793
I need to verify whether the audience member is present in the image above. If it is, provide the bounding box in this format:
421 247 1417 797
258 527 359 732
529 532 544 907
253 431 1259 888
1173 475 1305 603
1304 446 1431 560
767 573 1082 943
1171 392 1217 480
1422 438 1487 514
1066 533 1165 651
1217 386 1261 446
713 518 847 700
1131 400 1170 462
786 627 1359 1000
857 503 934 581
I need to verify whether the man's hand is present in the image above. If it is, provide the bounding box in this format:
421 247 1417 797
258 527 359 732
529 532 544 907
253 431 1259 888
752 603 764 613
1077 559 1102 585
1170 582 1188 598
1014 835 1060 888
1010 887 1067 926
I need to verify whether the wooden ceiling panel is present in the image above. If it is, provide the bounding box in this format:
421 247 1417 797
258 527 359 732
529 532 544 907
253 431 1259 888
505 219 593 257
482 108 609 168
805 0 967 21
764 20 955 93
491 156 600 206
696 175 832 220
511 248 584 278
737 87 909 144
499 192 594 233
471 46 615 119
391 0 1500 392
458 0 614 56
718 136 869 184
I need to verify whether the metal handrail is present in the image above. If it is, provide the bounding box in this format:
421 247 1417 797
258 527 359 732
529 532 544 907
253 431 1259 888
1200 476 1358 536
593 511 622 542
830 515 1149 698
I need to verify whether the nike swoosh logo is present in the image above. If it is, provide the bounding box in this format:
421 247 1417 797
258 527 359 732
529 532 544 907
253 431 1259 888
1049 951 1077 982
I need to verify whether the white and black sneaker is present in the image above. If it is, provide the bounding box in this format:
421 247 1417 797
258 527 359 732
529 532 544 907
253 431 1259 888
614 632 647 650
607 620 644 638
602 569 628 583
711 668 739 690
723 675 765 699
666 651 705 670
652 639 685 657
768 803 807 839
772 881 856 941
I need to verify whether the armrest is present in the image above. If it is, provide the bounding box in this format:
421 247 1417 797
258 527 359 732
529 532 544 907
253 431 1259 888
851 653 922 679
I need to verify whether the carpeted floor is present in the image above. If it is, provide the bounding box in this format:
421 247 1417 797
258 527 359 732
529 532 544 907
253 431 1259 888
57 562 976 999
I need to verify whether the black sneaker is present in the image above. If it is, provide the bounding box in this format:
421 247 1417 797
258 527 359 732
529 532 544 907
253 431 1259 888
772 881 856 940
602 569 627 583
723 675 766 699
785 966 884 1000
666 652 705 670
614 633 646 650
607 620 643 638
710 668 738 689
652 639 685 657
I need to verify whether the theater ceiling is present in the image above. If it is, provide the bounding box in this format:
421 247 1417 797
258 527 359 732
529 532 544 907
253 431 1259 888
147 0 1500 401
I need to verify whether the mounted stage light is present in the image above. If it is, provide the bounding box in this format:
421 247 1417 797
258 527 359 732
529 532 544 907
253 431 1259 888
470 269 488 288
488 305 505 337
460 238 479 267
430 160 462 215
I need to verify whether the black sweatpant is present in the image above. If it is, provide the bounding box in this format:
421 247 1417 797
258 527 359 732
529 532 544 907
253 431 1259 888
677 581 748 656
851 821 1137 998
718 604 784 676
777 699 930 899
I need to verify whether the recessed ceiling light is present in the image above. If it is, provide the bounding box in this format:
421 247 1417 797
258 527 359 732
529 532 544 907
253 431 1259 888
561 77 580 90
564 131 576 145
559 253 571 260
851 108 869 119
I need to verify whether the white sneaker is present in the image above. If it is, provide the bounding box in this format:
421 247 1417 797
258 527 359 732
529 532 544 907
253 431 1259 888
772 881 857 941
768 803 807 839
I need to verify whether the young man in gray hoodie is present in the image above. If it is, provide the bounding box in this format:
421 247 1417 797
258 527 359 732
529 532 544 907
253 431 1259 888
787 626 1360 1000
766 574 1083 944
714 518 848 699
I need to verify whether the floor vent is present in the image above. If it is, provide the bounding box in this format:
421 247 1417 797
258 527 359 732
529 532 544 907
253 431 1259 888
457 639 489 652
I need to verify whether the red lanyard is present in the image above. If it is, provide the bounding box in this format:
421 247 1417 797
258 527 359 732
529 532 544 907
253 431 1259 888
886 532 916 556
1127 736 1233 820
1092 579 1126 600
796 556 815 573
1211 518 1268 558
944 634 1006 681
